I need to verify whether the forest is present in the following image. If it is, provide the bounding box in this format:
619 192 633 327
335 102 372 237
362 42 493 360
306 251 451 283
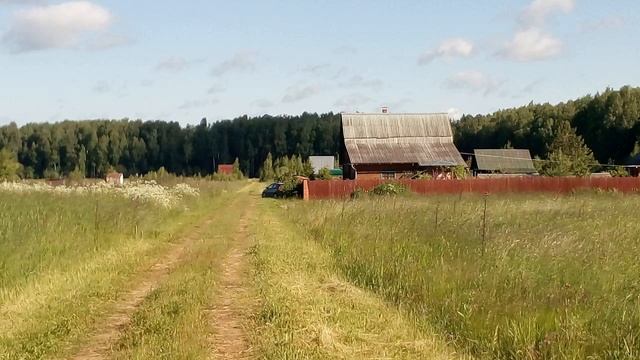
0 86 639 179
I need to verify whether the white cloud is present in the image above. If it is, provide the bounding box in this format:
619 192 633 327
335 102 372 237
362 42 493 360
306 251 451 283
521 0 575 26
444 70 501 96
92 80 110 93
252 99 274 109
580 16 625 33
418 38 474 65
211 51 257 77
340 75 383 89
282 84 321 103
207 84 226 94
334 93 374 109
333 46 357 55
157 57 189 72
502 28 563 61
447 108 463 121
2 1 115 53
179 98 219 110
301 63 332 75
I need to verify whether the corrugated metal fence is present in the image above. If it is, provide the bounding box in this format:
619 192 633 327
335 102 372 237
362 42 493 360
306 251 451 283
306 177 640 199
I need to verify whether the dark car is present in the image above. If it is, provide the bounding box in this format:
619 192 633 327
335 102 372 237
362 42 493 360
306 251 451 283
262 182 284 198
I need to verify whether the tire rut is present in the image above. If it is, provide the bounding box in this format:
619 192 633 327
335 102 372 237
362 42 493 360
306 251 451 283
70 217 214 360
207 198 255 359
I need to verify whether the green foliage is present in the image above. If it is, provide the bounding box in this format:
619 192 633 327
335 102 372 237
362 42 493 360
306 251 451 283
608 165 629 177
540 121 597 176
371 183 408 196
454 86 640 165
232 157 244 179
0 148 22 180
259 152 275 182
350 187 366 199
0 113 342 179
43 168 61 180
273 154 313 181
451 165 468 179
316 167 333 180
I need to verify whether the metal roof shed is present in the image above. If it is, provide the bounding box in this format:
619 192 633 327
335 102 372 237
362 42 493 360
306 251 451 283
473 149 537 174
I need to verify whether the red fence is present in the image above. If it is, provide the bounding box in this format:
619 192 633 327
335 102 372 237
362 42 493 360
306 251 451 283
305 177 640 199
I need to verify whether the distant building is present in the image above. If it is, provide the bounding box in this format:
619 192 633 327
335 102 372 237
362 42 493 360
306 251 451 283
472 149 538 176
217 164 234 175
106 172 124 185
340 112 466 180
309 156 335 174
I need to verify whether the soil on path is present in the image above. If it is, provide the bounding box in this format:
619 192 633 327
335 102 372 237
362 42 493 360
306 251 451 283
207 198 255 359
70 217 215 360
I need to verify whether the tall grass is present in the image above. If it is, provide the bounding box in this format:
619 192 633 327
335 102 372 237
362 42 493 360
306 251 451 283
288 192 640 359
0 180 240 359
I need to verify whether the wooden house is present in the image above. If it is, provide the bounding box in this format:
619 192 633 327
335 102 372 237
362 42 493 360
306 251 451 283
340 113 466 180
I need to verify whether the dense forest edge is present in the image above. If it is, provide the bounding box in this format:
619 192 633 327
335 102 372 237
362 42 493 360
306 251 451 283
1 85 639 179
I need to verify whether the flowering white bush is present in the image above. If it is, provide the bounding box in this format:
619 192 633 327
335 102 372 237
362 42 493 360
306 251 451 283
0 181 200 208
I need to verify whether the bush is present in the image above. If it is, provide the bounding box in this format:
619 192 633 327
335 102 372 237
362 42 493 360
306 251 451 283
350 187 366 199
371 183 408 196
316 167 333 180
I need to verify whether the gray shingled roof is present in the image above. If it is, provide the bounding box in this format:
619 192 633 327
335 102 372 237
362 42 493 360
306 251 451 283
341 113 466 166
474 149 537 173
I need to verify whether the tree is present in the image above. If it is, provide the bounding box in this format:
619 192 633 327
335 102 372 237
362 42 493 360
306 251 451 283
232 157 243 179
539 120 596 176
0 148 22 180
259 152 275 182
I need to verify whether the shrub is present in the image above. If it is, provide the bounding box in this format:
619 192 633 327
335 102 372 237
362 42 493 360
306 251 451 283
371 183 408 196
316 167 333 180
350 187 366 199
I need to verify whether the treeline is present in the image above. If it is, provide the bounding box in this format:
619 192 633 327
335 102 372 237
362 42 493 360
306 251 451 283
0 113 341 179
1 86 639 180
454 86 640 164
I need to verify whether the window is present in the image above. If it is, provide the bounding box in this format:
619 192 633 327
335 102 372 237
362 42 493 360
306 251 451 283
381 172 395 180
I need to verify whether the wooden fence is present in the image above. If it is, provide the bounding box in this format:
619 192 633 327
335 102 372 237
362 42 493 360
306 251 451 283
304 177 640 200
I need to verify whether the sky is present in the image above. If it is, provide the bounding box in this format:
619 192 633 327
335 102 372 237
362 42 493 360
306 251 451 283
0 0 638 125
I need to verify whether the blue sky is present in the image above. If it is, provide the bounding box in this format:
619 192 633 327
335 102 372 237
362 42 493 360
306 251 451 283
0 0 638 125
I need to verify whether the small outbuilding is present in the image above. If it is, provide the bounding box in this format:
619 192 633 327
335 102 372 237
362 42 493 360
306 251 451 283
106 172 124 185
309 156 335 174
340 112 466 180
217 164 234 175
473 149 538 176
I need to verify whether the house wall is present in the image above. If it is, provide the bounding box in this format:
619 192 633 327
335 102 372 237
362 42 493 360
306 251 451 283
353 164 453 180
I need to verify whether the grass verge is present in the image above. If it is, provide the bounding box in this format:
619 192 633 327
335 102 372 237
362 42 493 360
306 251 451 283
250 199 462 359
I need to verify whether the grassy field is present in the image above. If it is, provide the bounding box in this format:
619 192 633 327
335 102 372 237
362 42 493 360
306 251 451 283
2 179 639 359
285 192 640 359
0 180 240 359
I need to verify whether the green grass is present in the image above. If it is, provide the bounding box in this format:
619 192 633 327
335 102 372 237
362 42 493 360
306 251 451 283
251 200 461 359
286 192 640 359
0 181 241 359
110 189 253 359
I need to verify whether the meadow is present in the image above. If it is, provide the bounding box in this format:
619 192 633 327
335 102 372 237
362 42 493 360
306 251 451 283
0 179 239 359
286 191 640 359
3 178 639 359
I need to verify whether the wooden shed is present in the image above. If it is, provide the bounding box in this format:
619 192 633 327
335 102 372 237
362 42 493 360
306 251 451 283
340 113 466 180
217 164 234 175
